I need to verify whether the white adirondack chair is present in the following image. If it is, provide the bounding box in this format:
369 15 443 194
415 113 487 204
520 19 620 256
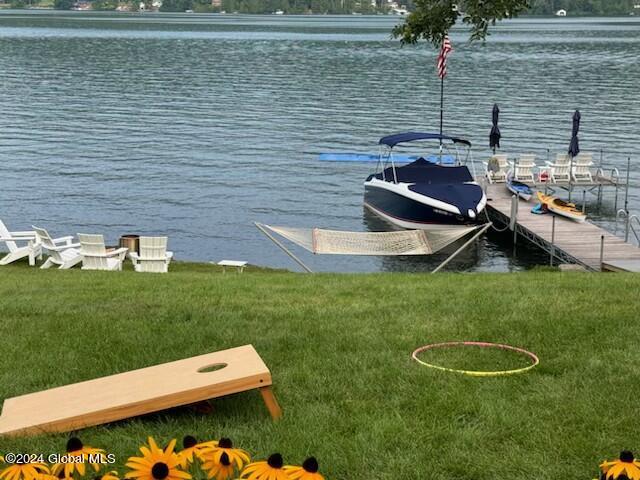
129 236 173 273
79 234 128 271
544 153 571 183
572 153 594 183
509 154 537 183
33 226 83 270
484 154 509 183
0 219 42 266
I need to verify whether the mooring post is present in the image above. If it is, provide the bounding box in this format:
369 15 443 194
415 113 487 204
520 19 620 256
550 215 556 266
582 190 586 214
599 235 605 271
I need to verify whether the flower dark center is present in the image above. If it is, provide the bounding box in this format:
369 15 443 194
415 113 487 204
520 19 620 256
218 438 233 449
267 454 283 469
183 436 197 449
94 476 103 480
220 453 231 467
620 451 635 463
302 457 319 473
151 462 170 480
66 437 84 453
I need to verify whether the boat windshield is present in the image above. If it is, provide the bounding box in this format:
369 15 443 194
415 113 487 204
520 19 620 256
373 132 476 183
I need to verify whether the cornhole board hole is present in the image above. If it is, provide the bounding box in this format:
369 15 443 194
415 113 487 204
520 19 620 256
0 344 281 437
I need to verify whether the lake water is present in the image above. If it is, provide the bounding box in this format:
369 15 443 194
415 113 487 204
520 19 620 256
0 12 638 272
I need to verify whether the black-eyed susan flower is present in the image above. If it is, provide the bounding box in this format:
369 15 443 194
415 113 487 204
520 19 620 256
200 439 249 471
601 451 640 480
93 472 119 480
0 459 49 480
241 454 289 480
177 436 218 469
201 453 234 480
126 437 191 480
284 457 323 480
52 437 106 478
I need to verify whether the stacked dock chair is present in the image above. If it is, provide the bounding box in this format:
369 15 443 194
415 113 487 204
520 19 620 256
484 154 509 183
572 152 594 183
510 154 537 183
78 234 128 271
33 226 83 269
130 236 173 273
0 219 42 266
543 153 572 183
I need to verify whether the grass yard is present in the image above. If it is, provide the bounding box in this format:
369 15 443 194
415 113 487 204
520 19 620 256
0 262 639 479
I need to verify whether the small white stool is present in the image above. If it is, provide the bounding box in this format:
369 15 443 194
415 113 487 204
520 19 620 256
215 260 248 273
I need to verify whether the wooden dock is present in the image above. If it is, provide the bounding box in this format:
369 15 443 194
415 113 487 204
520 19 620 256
483 183 640 272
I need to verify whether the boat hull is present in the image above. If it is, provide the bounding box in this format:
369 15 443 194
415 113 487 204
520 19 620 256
364 184 476 229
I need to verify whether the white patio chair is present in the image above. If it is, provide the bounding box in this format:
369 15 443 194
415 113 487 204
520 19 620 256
129 236 173 273
544 153 571 183
483 154 509 183
0 219 42 266
33 226 82 270
572 152 594 183
509 154 536 183
79 234 128 271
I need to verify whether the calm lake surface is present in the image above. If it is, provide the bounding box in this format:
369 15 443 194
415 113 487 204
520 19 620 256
1 12 638 272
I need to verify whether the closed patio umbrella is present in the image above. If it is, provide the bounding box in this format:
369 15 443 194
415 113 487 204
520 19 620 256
568 109 581 158
490 104 501 153
567 109 581 201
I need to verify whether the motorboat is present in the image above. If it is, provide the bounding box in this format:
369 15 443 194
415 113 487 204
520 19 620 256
363 132 486 229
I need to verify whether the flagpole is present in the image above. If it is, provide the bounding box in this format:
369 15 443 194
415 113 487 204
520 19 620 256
439 75 444 153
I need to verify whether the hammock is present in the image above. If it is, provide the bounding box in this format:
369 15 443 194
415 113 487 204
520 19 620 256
256 223 483 256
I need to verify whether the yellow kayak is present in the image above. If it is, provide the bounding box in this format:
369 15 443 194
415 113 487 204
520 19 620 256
537 192 586 223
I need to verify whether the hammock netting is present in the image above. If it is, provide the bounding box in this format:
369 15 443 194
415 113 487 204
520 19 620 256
258 223 483 256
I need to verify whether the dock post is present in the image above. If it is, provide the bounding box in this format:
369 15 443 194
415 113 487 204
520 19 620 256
510 195 518 247
582 190 586 214
599 235 605 271
598 149 604 206
625 213 630 243
624 157 631 214
550 215 556 266
568 155 574 202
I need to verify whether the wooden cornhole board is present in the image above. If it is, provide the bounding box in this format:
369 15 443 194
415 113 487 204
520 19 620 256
0 345 281 437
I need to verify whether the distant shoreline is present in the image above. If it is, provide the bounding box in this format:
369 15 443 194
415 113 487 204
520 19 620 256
0 6 638 16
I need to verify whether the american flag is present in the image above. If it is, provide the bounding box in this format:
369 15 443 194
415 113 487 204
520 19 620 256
437 35 453 79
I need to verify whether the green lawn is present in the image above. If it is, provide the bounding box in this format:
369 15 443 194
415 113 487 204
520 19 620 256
0 262 639 479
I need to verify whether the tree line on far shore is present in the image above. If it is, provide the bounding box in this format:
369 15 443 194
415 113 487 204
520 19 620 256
6 0 637 15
